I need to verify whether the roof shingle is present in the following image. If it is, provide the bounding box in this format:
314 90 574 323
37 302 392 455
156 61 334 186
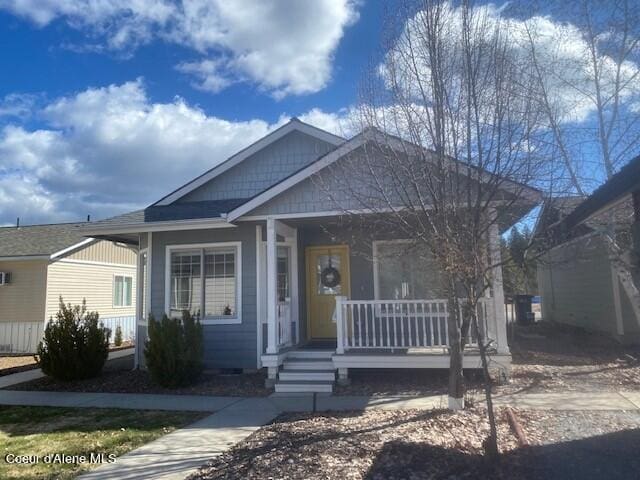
0 222 91 258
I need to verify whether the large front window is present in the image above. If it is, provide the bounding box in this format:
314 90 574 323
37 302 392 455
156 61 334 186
375 241 444 300
168 243 241 323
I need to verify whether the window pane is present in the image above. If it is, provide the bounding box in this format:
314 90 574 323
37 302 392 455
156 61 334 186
114 276 123 306
124 277 132 306
377 243 443 300
170 250 201 317
316 254 342 295
204 247 237 317
277 246 289 301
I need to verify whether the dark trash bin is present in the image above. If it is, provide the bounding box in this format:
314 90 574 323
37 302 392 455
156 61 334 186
515 295 534 325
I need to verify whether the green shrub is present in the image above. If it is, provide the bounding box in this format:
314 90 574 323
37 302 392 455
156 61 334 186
36 298 111 381
144 311 204 388
114 325 123 347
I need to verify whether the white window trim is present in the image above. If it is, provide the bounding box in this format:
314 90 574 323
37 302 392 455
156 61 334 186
113 274 134 308
372 239 414 300
137 247 148 326
164 241 242 325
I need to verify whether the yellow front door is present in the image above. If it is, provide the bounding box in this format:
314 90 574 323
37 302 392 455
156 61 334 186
306 245 350 339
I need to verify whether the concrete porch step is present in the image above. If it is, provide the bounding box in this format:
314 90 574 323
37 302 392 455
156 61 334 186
278 370 336 382
283 359 334 370
287 350 334 360
274 380 333 393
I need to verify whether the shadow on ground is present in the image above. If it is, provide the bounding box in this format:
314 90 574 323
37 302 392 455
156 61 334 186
365 428 640 480
510 321 640 367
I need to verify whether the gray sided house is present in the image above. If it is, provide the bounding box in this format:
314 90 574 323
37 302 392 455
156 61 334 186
536 156 640 344
86 119 538 393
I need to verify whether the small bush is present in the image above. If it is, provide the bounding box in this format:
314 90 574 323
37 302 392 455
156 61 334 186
144 311 204 388
114 325 123 347
36 298 111 381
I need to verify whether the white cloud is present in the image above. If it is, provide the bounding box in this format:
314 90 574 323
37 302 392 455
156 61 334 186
297 107 356 138
0 80 348 225
175 59 232 94
0 93 38 119
1 0 360 98
385 3 640 126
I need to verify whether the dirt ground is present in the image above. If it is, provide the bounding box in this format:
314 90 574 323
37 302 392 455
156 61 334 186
190 408 640 480
337 321 640 396
504 321 640 394
0 356 38 376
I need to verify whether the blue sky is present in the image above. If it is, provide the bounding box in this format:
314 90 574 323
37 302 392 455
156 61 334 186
0 2 383 126
0 0 387 225
0 1 638 226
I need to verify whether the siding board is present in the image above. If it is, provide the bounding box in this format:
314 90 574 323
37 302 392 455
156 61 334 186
0 260 48 324
538 235 619 336
67 240 137 265
45 261 137 321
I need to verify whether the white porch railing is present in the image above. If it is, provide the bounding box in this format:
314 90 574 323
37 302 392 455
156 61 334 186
335 298 492 354
277 299 292 347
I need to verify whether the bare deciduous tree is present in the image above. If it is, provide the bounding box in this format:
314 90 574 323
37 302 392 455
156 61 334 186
520 0 640 291
520 0 640 197
315 0 546 456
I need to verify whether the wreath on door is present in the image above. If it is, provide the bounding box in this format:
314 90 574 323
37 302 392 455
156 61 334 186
320 251 341 288
321 266 341 288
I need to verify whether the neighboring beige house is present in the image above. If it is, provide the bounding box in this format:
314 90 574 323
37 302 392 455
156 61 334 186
0 222 137 353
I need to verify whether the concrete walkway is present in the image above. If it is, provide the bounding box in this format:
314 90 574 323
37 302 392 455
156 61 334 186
2 387 639 479
78 398 279 480
0 347 134 389
1 389 639 412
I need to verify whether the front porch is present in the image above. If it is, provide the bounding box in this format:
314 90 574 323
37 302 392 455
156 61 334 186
258 217 511 392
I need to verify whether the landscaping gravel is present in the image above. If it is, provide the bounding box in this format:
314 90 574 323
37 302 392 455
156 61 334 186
191 408 640 480
7 359 272 397
190 407 521 480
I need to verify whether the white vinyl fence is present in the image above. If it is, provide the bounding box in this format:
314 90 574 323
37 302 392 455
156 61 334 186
0 316 136 355
0 322 44 354
100 316 136 344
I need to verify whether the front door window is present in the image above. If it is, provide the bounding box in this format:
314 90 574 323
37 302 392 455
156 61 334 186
315 254 342 295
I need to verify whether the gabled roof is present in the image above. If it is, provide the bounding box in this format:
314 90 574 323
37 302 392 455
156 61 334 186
560 154 640 231
227 128 372 220
226 127 542 221
87 125 542 238
531 195 586 240
0 222 94 259
153 118 345 207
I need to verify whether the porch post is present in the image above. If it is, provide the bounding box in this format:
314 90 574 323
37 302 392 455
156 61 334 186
488 221 509 355
335 296 346 354
266 217 278 354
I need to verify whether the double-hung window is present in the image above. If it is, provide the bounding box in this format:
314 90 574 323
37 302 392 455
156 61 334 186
114 275 133 307
168 243 241 324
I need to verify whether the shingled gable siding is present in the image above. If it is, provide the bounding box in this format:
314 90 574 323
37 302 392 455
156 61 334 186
149 224 258 369
247 147 384 216
179 130 336 203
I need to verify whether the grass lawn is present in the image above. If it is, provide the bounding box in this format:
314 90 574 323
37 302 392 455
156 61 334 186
0 406 206 480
